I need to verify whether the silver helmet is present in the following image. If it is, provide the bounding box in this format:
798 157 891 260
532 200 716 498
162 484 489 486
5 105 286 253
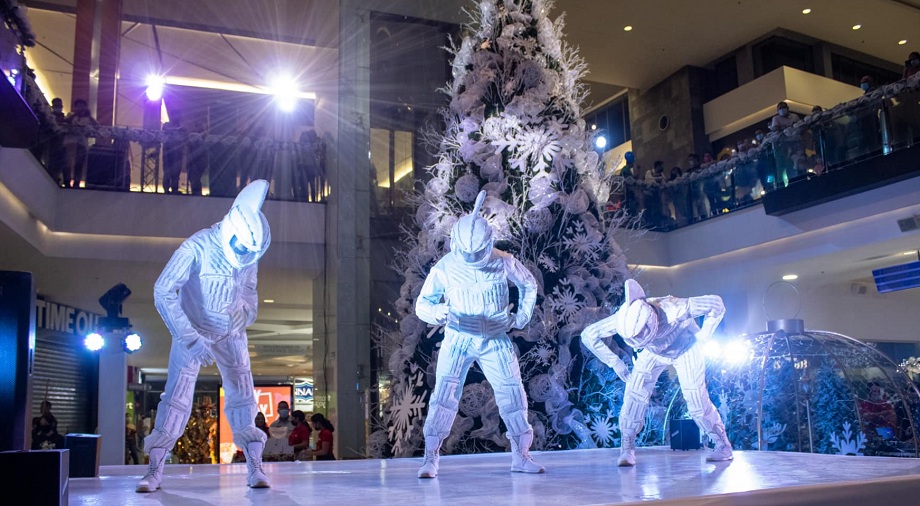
220 179 272 268
450 191 493 266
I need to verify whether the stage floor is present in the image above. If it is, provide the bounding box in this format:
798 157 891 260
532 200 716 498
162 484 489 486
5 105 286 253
68 447 920 505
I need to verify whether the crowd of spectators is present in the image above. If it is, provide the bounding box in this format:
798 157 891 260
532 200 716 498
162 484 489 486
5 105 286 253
617 50 920 230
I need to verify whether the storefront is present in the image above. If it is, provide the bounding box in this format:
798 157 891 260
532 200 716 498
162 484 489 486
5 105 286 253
31 297 101 439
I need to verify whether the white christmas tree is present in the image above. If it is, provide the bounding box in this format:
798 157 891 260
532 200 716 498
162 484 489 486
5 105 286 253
372 0 634 458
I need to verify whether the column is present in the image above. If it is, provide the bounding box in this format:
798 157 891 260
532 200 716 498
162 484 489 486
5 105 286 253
71 0 97 110
315 0 371 459
70 0 122 124
97 339 126 465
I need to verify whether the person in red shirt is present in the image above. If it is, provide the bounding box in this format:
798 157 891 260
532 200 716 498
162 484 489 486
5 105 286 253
288 410 312 458
310 413 336 461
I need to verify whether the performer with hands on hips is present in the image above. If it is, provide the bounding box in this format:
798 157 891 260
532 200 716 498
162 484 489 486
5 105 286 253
415 190 544 478
581 279 733 466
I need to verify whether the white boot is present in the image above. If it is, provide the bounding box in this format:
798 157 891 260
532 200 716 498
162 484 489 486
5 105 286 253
417 435 442 478
618 432 636 467
243 441 270 488
706 425 734 462
508 431 545 473
135 447 167 493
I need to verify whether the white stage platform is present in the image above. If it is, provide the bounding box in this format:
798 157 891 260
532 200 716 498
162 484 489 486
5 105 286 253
69 447 920 505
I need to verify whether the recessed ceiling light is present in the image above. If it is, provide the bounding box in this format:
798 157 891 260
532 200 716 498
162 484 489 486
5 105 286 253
899 39 908 45
782 274 798 281
263 299 274 303
802 8 811 14
852 24 861 30
624 25 633 32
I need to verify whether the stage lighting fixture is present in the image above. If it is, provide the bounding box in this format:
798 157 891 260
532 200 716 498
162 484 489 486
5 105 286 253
123 333 143 353
84 333 105 351
703 339 722 359
145 75 165 102
722 340 750 364
594 135 608 150
271 75 299 112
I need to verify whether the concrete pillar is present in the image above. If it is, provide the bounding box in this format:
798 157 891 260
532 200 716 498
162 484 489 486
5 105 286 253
96 0 123 126
97 339 126 465
70 0 121 124
315 0 371 459
71 0 97 111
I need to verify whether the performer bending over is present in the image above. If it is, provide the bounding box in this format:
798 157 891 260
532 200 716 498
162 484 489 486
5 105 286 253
138 180 272 492
416 191 544 478
581 279 733 466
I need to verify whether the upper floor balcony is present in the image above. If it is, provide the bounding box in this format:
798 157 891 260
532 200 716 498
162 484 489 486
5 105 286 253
618 74 920 231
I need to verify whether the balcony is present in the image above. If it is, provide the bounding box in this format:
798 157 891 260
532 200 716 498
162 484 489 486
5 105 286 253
620 76 920 230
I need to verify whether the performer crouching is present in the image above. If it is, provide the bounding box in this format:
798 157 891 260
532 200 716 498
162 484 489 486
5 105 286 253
581 279 733 466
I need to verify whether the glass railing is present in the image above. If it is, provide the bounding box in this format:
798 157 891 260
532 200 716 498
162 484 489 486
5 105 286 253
620 76 920 231
20 75 327 203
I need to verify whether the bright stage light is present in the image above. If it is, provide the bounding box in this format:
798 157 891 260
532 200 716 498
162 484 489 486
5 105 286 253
703 339 722 359
84 333 105 351
145 75 165 101
271 75 299 112
722 340 750 364
595 135 608 149
123 333 143 353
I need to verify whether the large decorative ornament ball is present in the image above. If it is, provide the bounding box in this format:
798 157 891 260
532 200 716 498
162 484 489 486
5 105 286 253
528 374 554 402
564 189 590 214
426 177 449 199
528 175 558 208
524 206 554 234
480 153 504 180
454 174 482 203
459 382 491 417
415 203 434 227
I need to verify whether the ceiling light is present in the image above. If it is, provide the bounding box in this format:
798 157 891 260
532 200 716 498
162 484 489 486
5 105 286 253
902 251 916 256
263 299 275 303
802 8 811 14
899 39 908 45
145 75 164 102
782 274 798 281
623 25 633 32
852 24 861 30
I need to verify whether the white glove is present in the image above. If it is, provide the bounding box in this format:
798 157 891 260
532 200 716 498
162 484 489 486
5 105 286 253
499 304 518 332
431 304 450 325
186 338 215 367
613 361 631 383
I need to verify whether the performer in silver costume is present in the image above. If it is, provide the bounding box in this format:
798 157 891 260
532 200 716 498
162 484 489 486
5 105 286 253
416 191 544 478
581 279 733 466
137 180 272 492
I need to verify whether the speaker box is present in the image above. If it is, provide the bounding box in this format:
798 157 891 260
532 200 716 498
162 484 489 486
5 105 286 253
85 142 130 190
65 433 101 478
670 419 701 451
0 449 69 505
0 271 35 452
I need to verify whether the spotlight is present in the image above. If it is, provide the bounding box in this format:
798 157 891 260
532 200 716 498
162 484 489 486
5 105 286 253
84 333 105 351
722 340 750 364
594 135 608 150
123 333 143 353
703 339 722 359
271 75 299 112
145 75 165 102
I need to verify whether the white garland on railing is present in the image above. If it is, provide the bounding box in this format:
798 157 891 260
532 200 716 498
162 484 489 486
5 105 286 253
622 73 920 190
1 0 35 46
